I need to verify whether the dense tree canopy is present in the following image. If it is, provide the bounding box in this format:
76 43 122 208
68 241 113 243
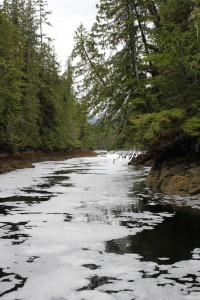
1 0 200 153
72 0 200 152
0 0 93 152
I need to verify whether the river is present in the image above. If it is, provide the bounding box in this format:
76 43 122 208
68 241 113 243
0 152 200 300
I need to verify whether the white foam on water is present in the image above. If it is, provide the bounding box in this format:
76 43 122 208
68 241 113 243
0 152 200 299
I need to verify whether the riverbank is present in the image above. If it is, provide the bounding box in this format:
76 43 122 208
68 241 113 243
146 159 200 197
0 150 97 174
129 152 200 198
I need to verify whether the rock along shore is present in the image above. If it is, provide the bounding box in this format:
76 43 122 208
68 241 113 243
146 160 200 197
129 154 200 198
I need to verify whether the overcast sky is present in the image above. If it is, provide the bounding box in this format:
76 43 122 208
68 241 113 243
0 0 98 71
46 0 98 71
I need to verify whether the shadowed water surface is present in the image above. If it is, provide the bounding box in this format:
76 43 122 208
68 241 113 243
106 204 200 264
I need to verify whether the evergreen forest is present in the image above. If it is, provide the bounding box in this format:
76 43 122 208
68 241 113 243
0 0 200 156
0 0 93 152
72 0 200 156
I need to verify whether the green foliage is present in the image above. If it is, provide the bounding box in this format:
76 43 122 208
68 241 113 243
0 2 94 152
1 0 200 153
182 115 200 137
129 109 186 149
72 0 200 152
91 121 117 150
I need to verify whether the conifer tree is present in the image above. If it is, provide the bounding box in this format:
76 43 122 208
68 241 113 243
0 8 25 151
0 0 94 151
72 0 200 151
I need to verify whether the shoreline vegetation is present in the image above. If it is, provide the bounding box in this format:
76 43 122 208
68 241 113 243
0 150 97 174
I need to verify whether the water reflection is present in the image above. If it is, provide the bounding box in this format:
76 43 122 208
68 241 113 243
39 175 72 188
112 199 174 215
1 233 30 245
0 268 27 297
77 275 118 291
106 206 200 264
0 204 17 215
54 168 90 175
104 177 200 264
0 221 31 245
82 264 100 270
27 256 39 263
64 213 73 222
0 195 51 205
21 188 51 195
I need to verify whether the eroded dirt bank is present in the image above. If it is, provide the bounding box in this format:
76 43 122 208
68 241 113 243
0 150 97 174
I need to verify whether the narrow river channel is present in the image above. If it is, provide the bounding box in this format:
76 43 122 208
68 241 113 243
0 152 200 300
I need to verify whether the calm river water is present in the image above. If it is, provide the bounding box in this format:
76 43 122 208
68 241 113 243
0 152 200 300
